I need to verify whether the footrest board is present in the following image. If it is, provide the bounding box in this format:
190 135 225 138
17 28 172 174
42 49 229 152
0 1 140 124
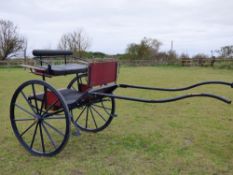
29 88 83 108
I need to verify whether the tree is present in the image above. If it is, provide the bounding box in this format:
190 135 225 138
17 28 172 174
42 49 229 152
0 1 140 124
192 53 209 66
192 53 209 60
125 37 162 60
180 53 190 59
141 37 161 56
0 19 26 60
167 50 178 64
217 45 233 58
58 29 91 58
126 43 140 59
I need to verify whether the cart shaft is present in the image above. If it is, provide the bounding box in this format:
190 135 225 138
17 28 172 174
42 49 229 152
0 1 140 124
119 81 233 91
90 92 231 104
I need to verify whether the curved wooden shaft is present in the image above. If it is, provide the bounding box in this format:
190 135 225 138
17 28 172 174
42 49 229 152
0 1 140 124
119 81 233 91
90 92 231 104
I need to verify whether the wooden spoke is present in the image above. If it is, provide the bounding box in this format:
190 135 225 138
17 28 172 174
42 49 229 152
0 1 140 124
30 122 39 149
20 120 37 137
101 101 112 115
92 104 112 111
91 106 106 122
85 107 89 128
42 122 57 149
31 84 39 113
20 91 37 114
89 107 98 129
40 101 45 115
15 103 36 118
39 123 45 153
75 106 87 122
39 94 45 115
14 118 36 122
43 121 64 136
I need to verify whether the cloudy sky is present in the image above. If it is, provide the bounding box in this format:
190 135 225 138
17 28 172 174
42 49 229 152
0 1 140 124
0 0 233 56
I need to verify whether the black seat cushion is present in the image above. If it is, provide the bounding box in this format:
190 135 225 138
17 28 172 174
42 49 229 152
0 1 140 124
33 50 73 56
45 64 87 75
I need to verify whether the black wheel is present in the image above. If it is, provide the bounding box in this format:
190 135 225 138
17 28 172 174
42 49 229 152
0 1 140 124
10 80 70 156
71 96 115 132
67 76 115 132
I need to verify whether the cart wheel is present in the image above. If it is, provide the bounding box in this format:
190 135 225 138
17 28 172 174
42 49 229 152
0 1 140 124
71 96 115 132
67 76 115 132
10 80 70 156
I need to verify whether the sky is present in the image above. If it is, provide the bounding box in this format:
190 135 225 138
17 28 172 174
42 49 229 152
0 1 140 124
0 0 233 56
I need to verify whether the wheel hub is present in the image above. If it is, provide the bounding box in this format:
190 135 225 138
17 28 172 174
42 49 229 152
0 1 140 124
35 114 42 120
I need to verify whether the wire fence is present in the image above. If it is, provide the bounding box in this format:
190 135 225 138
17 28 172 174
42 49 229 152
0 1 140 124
0 58 233 68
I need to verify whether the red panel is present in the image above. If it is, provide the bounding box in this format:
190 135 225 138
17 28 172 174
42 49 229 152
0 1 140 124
34 69 51 77
45 91 61 109
79 84 90 92
88 61 118 87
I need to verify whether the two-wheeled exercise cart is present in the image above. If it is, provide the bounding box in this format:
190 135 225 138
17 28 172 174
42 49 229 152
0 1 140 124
10 50 233 156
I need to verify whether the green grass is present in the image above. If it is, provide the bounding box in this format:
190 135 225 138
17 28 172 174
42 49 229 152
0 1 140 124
0 66 233 175
214 61 233 70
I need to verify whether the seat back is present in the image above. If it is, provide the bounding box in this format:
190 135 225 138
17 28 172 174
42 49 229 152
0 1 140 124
88 60 118 87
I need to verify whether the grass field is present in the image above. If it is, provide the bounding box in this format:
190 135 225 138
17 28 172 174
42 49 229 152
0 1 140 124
0 66 233 175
